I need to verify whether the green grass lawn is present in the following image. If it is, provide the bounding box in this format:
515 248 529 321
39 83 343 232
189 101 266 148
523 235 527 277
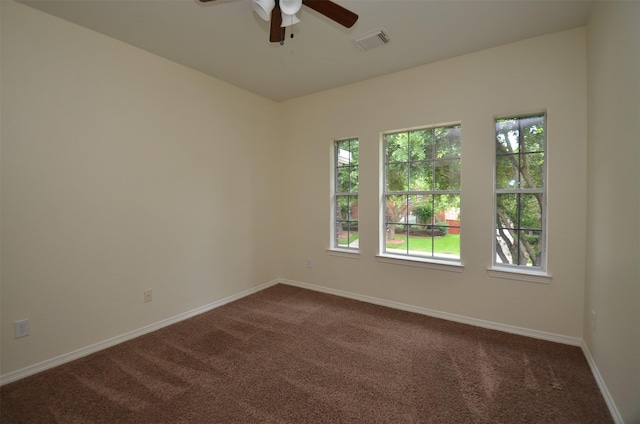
338 232 460 256
337 232 359 246
386 233 460 255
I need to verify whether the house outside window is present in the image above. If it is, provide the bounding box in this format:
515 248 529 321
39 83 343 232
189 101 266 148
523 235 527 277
333 138 359 250
382 124 461 261
494 113 546 270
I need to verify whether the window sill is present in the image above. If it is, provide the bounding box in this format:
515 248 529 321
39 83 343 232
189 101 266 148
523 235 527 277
376 254 464 273
327 248 360 259
487 267 551 284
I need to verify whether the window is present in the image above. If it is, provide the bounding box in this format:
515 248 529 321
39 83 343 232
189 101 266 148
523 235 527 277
333 138 359 250
494 113 546 270
383 124 461 261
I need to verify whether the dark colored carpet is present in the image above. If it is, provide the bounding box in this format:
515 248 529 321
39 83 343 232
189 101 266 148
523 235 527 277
1 284 612 423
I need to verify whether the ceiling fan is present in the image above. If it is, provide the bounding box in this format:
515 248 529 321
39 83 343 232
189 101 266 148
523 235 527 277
198 0 359 44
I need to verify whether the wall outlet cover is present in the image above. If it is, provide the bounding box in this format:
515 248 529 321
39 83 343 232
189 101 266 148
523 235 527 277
14 319 30 338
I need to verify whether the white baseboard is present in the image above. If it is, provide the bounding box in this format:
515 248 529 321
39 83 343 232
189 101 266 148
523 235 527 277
581 341 624 424
279 278 582 346
0 279 280 386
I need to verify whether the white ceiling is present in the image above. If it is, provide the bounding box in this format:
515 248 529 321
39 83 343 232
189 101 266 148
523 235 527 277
19 0 594 102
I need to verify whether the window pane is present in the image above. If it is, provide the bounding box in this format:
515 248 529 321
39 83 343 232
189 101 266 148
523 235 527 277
434 225 459 259
496 119 520 154
519 152 544 189
435 126 461 159
409 130 433 161
350 166 359 192
495 220 544 266
495 228 517 265
336 167 352 193
435 159 461 190
433 194 458 219
336 141 350 167
336 221 347 246
386 224 406 253
520 230 543 266
336 137 359 192
386 163 408 191
336 195 349 220
385 133 408 163
496 154 519 189
336 195 358 219
337 220 359 248
349 196 358 220
336 196 358 248
409 161 432 191
337 139 359 165
410 195 433 225
408 224 432 256
496 193 518 229
349 140 359 160
519 194 542 230
347 165 358 192
386 195 408 225
521 115 545 153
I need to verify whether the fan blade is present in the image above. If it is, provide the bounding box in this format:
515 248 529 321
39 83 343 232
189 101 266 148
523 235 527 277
270 2 286 43
303 0 358 28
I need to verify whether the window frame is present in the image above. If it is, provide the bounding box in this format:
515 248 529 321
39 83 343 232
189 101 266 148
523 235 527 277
379 123 462 267
330 137 360 253
491 112 548 277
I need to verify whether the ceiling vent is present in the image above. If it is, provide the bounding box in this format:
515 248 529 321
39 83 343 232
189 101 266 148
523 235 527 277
354 28 391 51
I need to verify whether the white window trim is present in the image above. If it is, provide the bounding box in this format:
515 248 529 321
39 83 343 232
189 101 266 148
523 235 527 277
330 137 359 253
327 248 361 259
492 112 548 274
487 267 551 284
376 253 464 273
380 123 462 265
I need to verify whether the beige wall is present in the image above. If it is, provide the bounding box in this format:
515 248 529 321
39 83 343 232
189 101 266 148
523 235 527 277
586 2 640 422
1 1 281 375
279 28 588 338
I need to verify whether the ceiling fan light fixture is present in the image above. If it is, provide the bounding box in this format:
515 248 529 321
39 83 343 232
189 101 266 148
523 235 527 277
252 0 275 21
281 12 300 28
279 0 302 15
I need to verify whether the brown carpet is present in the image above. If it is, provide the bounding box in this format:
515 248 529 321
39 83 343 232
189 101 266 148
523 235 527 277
1 284 612 423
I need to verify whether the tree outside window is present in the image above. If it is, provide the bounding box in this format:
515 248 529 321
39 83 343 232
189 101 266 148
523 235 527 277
334 138 359 250
494 114 546 269
383 124 461 260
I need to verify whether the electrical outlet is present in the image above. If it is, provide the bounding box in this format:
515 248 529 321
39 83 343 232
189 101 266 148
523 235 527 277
306 258 312 268
14 319 30 339
591 310 596 332
144 289 152 303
